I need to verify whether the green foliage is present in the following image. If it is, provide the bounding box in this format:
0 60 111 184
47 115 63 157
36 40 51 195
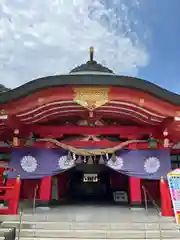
0 84 11 93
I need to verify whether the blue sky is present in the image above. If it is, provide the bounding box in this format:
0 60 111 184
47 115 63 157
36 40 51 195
136 0 180 93
0 0 179 93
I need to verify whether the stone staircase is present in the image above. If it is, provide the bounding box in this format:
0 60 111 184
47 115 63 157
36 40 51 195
0 227 15 240
0 205 180 239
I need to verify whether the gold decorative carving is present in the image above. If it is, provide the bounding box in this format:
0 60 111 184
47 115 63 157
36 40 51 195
73 87 109 110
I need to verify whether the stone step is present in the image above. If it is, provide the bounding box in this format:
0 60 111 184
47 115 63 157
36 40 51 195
0 214 175 223
13 238 180 240
0 228 12 236
1 220 179 230
11 228 180 239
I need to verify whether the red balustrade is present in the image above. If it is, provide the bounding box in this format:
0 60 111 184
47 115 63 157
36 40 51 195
0 177 21 215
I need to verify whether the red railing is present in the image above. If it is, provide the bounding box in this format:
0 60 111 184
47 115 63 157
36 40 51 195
0 177 21 215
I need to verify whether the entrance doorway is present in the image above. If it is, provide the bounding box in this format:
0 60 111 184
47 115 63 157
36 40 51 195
68 169 111 202
58 165 130 204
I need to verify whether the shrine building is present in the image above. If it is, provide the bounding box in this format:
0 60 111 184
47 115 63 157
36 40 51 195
0 47 180 207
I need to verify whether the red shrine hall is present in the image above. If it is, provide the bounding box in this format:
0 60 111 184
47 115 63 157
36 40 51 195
0 47 180 214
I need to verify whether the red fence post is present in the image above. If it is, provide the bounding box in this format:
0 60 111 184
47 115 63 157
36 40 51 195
160 177 173 216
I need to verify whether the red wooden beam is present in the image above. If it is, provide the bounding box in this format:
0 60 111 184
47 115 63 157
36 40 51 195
4 115 22 128
160 117 174 130
34 125 156 137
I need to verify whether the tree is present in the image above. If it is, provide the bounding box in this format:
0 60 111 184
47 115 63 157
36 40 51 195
0 84 11 93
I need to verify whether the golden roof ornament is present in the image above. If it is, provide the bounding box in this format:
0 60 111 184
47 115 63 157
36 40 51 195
90 46 94 61
70 46 113 73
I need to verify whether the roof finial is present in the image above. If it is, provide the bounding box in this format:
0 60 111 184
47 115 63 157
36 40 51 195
90 47 94 61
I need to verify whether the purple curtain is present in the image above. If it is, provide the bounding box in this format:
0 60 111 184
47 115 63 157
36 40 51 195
106 149 171 179
8 148 171 180
8 148 75 179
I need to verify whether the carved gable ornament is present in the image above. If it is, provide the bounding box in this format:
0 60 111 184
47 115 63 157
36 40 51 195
73 87 109 110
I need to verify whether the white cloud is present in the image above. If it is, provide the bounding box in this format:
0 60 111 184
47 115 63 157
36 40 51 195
0 0 149 88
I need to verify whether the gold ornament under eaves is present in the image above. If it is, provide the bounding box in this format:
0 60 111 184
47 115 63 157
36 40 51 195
73 87 109 110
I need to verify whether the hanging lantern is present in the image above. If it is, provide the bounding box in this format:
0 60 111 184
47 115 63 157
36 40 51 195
164 138 169 148
25 132 36 146
111 153 116 162
163 129 168 137
162 129 169 147
148 136 157 148
13 129 19 147
13 137 19 147
14 129 19 135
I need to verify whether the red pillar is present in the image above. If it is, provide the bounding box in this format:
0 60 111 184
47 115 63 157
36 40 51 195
39 176 52 201
129 176 142 206
160 177 173 216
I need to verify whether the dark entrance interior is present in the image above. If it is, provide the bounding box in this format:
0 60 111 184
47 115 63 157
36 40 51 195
64 164 130 204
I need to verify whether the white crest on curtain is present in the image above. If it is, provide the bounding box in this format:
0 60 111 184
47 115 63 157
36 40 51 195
144 157 160 173
58 155 75 170
20 155 38 172
107 156 124 170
